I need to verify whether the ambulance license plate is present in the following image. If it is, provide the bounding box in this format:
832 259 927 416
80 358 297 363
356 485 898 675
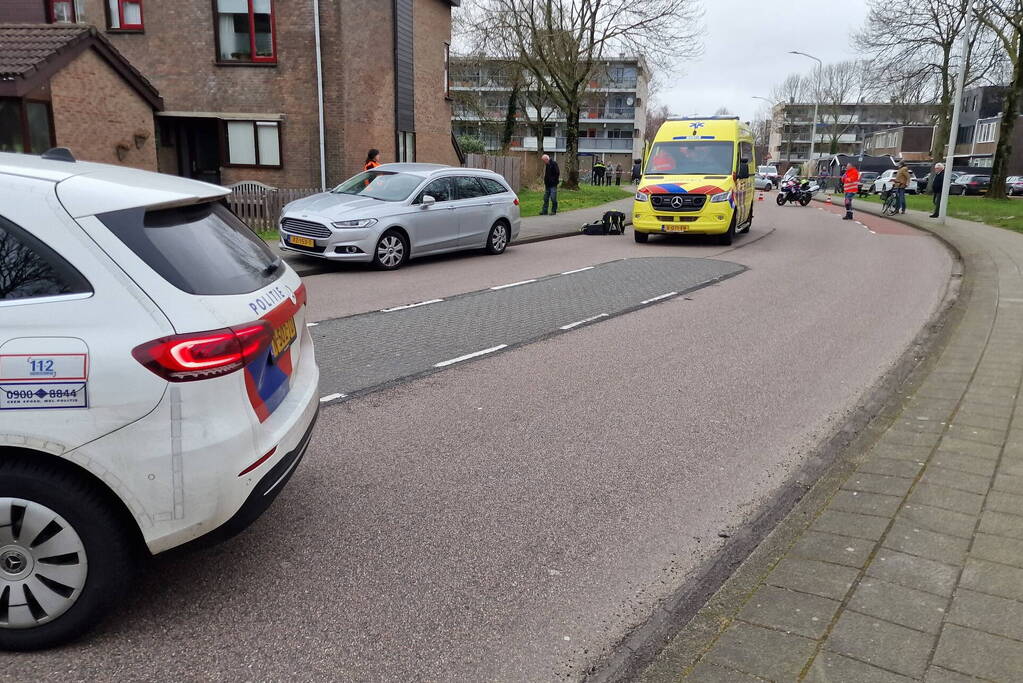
289 235 315 248
271 318 297 359
662 224 687 232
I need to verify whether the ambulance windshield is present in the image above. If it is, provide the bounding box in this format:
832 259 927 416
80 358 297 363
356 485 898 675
645 141 734 176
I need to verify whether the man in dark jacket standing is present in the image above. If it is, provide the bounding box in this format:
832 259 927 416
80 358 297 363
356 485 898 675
929 162 945 218
540 154 560 216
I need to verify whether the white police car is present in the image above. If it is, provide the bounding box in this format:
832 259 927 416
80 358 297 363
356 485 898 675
0 150 319 650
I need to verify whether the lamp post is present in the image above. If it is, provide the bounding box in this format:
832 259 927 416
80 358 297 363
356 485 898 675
788 51 822 174
939 2 974 223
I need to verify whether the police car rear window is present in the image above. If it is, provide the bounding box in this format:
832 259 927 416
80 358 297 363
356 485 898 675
98 202 281 296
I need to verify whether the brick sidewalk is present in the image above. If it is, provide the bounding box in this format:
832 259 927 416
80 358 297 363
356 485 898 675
639 201 1023 681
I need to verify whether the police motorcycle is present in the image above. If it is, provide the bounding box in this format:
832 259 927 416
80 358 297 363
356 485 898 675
775 168 817 207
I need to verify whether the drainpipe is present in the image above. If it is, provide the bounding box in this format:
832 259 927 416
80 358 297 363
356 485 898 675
313 0 327 191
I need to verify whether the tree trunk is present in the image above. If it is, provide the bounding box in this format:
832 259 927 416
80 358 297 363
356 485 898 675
932 92 952 162
988 35 1023 201
563 106 580 190
500 82 519 155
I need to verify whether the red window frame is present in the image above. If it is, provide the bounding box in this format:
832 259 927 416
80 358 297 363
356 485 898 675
216 0 278 64
112 0 144 30
48 0 76 23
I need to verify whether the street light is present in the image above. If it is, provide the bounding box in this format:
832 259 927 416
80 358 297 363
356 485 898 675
788 50 822 172
939 2 974 223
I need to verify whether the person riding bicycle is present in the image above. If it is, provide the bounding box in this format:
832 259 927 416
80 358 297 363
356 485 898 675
893 162 911 214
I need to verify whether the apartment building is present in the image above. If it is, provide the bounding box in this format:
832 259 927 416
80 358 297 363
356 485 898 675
767 101 936 171
1 0 460 187
450 56 648 170
863 125 936 161
953 85 1022 170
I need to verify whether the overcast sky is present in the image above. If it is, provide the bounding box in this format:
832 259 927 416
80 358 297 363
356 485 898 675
653 1 869 121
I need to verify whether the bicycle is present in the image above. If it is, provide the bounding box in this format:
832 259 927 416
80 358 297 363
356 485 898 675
881 186 899 216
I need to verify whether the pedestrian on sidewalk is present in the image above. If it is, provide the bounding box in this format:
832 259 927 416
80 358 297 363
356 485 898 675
631 159 641 183
894 162 911 214
540 153 560 216
929 163 945 218
364 149 381 172
842 163 859 220
614 163 623 186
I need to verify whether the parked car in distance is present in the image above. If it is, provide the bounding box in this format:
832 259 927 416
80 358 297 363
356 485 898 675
279 164 520 270
1006 175 1023 196
857 171 879 196
0 150 319 650
949 174 991 196
754 173 774 190
872 169 919 195
758 165 779 184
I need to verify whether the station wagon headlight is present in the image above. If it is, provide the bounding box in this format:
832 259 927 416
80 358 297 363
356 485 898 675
710 191 731 203
635 191 649 201
332 218 378 229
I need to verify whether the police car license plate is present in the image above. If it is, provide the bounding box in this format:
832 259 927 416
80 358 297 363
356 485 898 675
271 318 297 359
289 235 315 248
662 224 687 232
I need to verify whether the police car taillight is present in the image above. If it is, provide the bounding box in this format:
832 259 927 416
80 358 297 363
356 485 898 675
132 322 273 382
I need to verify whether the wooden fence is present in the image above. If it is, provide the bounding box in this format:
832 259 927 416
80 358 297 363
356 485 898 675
226 186 319 233
465 153 523 192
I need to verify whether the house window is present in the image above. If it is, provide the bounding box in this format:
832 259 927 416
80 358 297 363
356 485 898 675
444 43 451 98
976 121 997 144
0 99 54 155
48 0 76 22
107 0 143 29
225 120 281 167
215 0 276 63
397 131 416 162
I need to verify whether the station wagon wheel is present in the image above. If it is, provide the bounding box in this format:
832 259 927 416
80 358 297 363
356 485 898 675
0 457 135 651
485 221 509 255
373 230 408 270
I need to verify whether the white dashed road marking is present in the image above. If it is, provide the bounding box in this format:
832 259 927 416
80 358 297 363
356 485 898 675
560 266 595 275
491 279 537 290
560 313 609 330
435 345 508 368
640 291 678 305
381 298 444 312
307 322 318 327
319 393 346 403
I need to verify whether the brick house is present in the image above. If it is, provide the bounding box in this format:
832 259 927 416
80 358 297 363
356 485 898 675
2 0 461 188
0 23 162 169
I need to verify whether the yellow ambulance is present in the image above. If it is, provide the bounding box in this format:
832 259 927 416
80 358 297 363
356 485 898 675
632 116 755 245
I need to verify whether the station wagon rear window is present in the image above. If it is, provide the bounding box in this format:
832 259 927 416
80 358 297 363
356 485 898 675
98 201 281 296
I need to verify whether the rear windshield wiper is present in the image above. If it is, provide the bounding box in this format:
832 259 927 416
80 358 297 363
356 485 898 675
263 257 283 277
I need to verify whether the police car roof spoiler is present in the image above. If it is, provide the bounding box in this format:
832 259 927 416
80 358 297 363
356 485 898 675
667 116 740 121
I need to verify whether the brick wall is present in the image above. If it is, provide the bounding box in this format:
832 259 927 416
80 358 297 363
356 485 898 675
62 0 455 186
50 47 157 170
5 0 46 22
413 0 457 166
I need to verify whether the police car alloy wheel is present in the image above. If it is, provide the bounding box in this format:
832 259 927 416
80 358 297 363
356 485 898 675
0 457 135 651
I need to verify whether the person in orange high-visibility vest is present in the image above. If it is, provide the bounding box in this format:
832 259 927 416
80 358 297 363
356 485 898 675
364 148 381 172
842 164 860 220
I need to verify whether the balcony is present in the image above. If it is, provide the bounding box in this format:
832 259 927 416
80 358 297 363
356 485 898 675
450 75 516 90
581 106 636 121
578 138 634 152
587 77 639 90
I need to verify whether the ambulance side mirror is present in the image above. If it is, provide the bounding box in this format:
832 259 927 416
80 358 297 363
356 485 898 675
736 160 751 180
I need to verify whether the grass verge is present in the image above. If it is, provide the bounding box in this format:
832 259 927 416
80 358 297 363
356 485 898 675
856 193 1023 231
517 185 633 218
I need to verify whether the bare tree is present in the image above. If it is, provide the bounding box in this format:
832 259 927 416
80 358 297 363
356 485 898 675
808 60 867 155
713 106 732 115
458 0 703 189
854 0 1002 160
978 0 1023 200
644 103 672 147
771 74 806 165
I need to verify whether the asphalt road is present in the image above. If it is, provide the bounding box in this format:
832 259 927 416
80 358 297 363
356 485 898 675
6 201 952 681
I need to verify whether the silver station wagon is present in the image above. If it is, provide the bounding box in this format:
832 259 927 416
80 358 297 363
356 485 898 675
279 164 521 270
